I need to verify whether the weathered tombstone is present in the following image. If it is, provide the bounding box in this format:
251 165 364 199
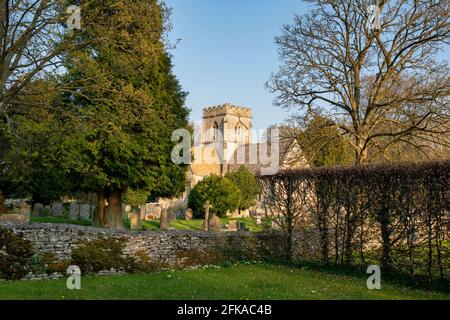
228 220 238 231
0 191 6 214
256 216 262 225
69 203 80 220
160 208 169 231
33 203 45 216
79 204 91 220
185 208 193 221
208 214 221 233
130 209 142 230
203 201 212 231
50 202 63 216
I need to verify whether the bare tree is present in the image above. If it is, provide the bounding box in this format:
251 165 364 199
0 0 95 126
268 0 450 164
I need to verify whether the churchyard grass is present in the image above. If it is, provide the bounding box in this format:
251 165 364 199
140 217 262 232
0 263 448 300
33 216 263 232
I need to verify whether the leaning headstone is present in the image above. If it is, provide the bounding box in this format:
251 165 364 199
69 203 80 220
50 202 63 216
79 204 91 220
130 210 142 230
160 208 169 231
33 203 45 216
185 209 193 221
208 214 221 233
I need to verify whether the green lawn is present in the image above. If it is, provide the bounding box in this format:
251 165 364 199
141 217 263 232
32 215 263 232
0 264 447 300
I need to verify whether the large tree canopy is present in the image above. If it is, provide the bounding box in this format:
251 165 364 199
60 0 189 228
268 0 450 163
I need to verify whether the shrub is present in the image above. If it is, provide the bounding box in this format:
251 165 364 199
41 252 70 273
71 237 132 274
188 174 241 218
0 227 34 279
225 166 260 213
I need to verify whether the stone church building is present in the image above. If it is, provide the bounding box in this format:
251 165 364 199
188 103 305 185
143 103 306 220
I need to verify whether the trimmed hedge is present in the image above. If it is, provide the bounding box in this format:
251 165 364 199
259 160 450 283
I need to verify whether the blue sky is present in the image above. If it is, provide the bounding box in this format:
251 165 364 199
165 0 310 130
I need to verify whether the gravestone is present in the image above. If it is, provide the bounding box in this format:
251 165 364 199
160 208 169 231
185 209 193 221
228 220 238 231
256 216 262 225
69 203 80 220
208 214 221 233
79 204 91 220
33 203 45 216
50 202 63 216
130 209 142 230
203 201 212 231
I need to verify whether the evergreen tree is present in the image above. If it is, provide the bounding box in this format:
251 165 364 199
225 166 260 213
188 175 240 218
297 115 354 167
62 0 189 228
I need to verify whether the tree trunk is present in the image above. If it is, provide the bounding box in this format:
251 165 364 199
93 189 106 227
0 191 6 214
379 206 392 270
318 205 329 264
355 147 368 165
105 189 124 229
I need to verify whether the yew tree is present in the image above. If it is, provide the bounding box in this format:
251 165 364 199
63 0 189 228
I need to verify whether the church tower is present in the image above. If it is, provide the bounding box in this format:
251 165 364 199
201 103 253 175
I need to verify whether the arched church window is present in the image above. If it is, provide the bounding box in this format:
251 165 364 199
235 125 242 142
212 122 219 141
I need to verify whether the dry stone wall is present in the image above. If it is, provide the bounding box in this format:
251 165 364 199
2 223 320 279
